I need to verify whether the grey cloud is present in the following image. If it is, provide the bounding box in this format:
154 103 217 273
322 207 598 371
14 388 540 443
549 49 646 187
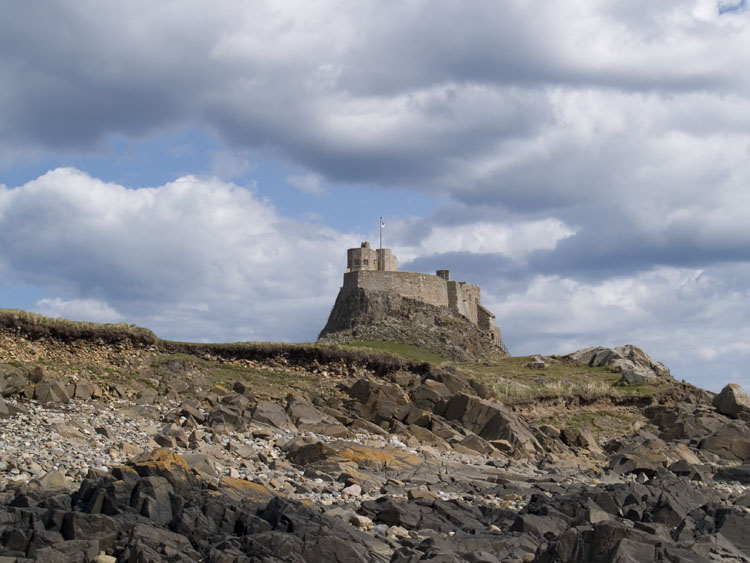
0 169 353 342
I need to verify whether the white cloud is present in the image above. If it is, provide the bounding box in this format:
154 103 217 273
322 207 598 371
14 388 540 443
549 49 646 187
393 219 576 262
485 266 750 391
287 173 326 195
33 298 124 324
0 168 356 342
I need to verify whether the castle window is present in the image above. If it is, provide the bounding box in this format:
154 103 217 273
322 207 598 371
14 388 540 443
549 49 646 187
354 259 360 266
363 259 369 266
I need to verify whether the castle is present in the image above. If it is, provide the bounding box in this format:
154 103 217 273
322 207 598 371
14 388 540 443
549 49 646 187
339 242 502 345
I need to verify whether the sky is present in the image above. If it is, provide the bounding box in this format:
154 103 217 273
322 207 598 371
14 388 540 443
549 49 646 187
1 1 750 392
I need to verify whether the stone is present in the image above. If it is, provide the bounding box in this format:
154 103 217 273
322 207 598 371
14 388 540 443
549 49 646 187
714 465 750 483
287 396 327 426
30 470 73 494
457 433 496 455
129 448 196 495
445 393 541 455
219 477 275 504
34 378 70 404
207 404 245 431
410 380 452 410
0 397 14 418
342 483 362 497
699 424 750 461
253 399 296 431
712 383 750 418
73 382 96 400
132 476 174 525
0 365 27 397
615 361 658 386
181 453 218 479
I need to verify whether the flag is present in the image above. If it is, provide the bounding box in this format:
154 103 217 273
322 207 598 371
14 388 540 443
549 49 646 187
381 219 385 228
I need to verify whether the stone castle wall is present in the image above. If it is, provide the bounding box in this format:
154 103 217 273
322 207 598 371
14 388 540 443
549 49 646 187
447 281 480 325
343 270 449 308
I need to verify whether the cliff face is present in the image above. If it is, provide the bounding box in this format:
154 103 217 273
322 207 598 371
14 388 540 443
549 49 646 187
318 285 508 361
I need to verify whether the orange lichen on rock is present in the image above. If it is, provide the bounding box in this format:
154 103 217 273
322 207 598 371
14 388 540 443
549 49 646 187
219 477 275 503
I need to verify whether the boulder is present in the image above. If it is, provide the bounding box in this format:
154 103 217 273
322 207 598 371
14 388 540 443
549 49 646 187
0 365 27 397
615 360 659 386
252 400 296 431
348 379 410 425
560 427 603 454
712 383 750 418
34 378 70 404
410 379 452 410
72 382 97 400
207 404 245 431
564 344 670 383
128 449 197 495
444 393 541 455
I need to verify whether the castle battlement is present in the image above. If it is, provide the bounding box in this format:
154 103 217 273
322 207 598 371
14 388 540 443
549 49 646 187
338 242 501 346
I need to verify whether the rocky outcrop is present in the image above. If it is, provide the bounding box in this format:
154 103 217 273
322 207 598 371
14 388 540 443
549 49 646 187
318 289 507 361
563 344 672 385
4 321 750 562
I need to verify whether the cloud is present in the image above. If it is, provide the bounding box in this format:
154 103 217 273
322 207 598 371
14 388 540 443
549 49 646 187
3 1 750 392
394 219 576 263
287 173 326 195
33 298 124 324
0 168 354 341
483 264 750 391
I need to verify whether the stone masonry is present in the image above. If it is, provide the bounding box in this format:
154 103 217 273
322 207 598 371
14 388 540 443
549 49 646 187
333 242 502 346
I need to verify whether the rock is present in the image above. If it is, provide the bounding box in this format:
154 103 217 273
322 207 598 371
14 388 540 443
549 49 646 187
457 433 496 456
252 400 296 431
0 397 19 418
287 396 327 426
699 423 750 461
73 382 96 400
348 379 410 425
34 378 70 404
29 470 73 494
445 393 541 455
207 404 245 431
0 365 27 396
342 483 362 497
181 453 218 479
615 360 659 386
712 384 750 418
714 465 750 483
560 428 603 454
128 448 197 495
410 379 452 410
564 344 670 383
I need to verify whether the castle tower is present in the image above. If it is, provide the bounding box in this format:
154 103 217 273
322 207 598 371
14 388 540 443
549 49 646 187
347 241 397 272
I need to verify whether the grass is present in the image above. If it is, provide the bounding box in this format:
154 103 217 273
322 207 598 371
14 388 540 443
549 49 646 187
340 341 447 365
535 408 643 435
453 355 675 402
147 352 321 397
0 309 678 407
0 309 157 345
